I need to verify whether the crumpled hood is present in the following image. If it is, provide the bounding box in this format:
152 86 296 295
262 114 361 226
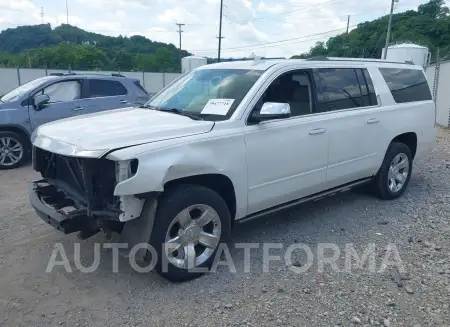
32 107 214 158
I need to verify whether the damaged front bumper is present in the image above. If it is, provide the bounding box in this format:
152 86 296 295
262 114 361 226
30 180 124 235
30 146 147 237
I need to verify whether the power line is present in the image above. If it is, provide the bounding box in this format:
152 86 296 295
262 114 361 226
188 26 354 52
181 0 349 26
223 0 350 24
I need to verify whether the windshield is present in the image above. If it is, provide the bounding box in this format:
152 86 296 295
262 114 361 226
0 76 57 103
146 69 264 121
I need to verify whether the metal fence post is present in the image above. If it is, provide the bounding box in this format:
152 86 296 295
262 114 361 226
434 64 440 103
162 71 166 87
142 71 145 88
16 67 21 86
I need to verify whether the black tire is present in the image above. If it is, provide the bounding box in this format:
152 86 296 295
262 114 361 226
149 184 231 282
0 131 30 170
373 142 413 200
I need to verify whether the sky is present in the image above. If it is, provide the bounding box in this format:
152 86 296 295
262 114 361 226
0 0 446 58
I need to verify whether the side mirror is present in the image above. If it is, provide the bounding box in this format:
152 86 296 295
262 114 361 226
249 102 291 124
34 94 50 110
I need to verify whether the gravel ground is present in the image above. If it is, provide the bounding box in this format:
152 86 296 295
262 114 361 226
0 129 449 327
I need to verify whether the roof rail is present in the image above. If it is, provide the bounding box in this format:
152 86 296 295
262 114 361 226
306 56 329 61
50 72 129 78
305 56 415 65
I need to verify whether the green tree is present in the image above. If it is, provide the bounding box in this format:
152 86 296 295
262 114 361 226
291 0 450 62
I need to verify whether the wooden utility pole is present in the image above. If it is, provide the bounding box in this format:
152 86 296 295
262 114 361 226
383 0 397 59
176 23 185 72
217 0 224 62
65 0 69 24
346 15 350 34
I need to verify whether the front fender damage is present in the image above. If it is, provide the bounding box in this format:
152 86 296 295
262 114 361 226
118 194 158 262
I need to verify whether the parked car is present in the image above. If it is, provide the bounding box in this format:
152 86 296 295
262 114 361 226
0 73 150 169
29 57 436 281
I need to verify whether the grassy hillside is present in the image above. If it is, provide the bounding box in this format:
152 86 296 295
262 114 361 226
0 24 190 72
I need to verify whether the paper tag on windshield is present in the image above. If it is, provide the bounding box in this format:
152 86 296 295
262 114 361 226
201 99 234 115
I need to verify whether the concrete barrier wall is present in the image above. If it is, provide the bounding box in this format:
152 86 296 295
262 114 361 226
0 68 182 96
0 68 20 95
435 62 450 127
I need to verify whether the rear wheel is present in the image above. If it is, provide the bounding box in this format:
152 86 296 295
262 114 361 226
149 184 231 282
0 131 29 170
373 142 412 200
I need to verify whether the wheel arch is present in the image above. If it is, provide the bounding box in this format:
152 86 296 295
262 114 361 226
163 173 237 223
390 132 417 159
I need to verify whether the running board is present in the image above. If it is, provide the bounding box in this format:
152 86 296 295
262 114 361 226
237 178 372 224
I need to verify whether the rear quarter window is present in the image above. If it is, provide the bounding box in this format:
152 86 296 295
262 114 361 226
88 79 127 98
133 81 149 95
379 68 432 103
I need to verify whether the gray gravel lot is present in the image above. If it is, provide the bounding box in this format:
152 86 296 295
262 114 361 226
0 129 449 327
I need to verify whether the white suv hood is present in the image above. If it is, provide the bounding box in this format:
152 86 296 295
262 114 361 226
32 107 214 158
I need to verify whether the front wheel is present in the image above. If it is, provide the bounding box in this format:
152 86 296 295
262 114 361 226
0 131 29 170
149 184 231 282
372 142 413 200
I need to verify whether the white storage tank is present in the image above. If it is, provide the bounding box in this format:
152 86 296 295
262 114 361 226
181 56 207 74
382 43 430 67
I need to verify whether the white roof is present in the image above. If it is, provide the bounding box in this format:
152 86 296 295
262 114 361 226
389 43 428 49
197 57 422 71
183 56 206 60
199 59 285 71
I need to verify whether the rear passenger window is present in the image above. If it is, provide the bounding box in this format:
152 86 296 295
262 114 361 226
362 69 377 105
355 69 378 106
379 68 432 103
314 68 362 112
88 80 127 98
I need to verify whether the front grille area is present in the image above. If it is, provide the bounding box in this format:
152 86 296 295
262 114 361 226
33 146 118 216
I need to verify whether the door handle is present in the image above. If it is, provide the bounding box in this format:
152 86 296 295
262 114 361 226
367 118 380 124
309 128 326 135
72 106 87 111
120 100 128 104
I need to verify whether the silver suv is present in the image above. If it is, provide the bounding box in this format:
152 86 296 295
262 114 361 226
0 73 150 169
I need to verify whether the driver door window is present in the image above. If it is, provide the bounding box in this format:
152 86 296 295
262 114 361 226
254 70 313 117
40 80 82 103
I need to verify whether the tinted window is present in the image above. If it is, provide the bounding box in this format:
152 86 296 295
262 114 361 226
315 68 362 111
134 81 149 95
355 69 378 106
379 68 432 103
255 70 312 117
88 80 127 97
363 69 378 106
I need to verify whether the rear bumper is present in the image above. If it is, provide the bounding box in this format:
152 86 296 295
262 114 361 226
29 180 99 234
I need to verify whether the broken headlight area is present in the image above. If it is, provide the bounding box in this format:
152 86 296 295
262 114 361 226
31 147 142 237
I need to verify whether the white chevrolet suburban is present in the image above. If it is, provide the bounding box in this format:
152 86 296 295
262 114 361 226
29 57 436 281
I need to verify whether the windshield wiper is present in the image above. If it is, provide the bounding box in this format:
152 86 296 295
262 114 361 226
139 104 157 109
160 108 204 121
139 105 204 120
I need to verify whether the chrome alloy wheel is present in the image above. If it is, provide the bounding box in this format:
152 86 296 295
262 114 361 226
388 153 410 193
164 204 222 269
0 137 23 167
